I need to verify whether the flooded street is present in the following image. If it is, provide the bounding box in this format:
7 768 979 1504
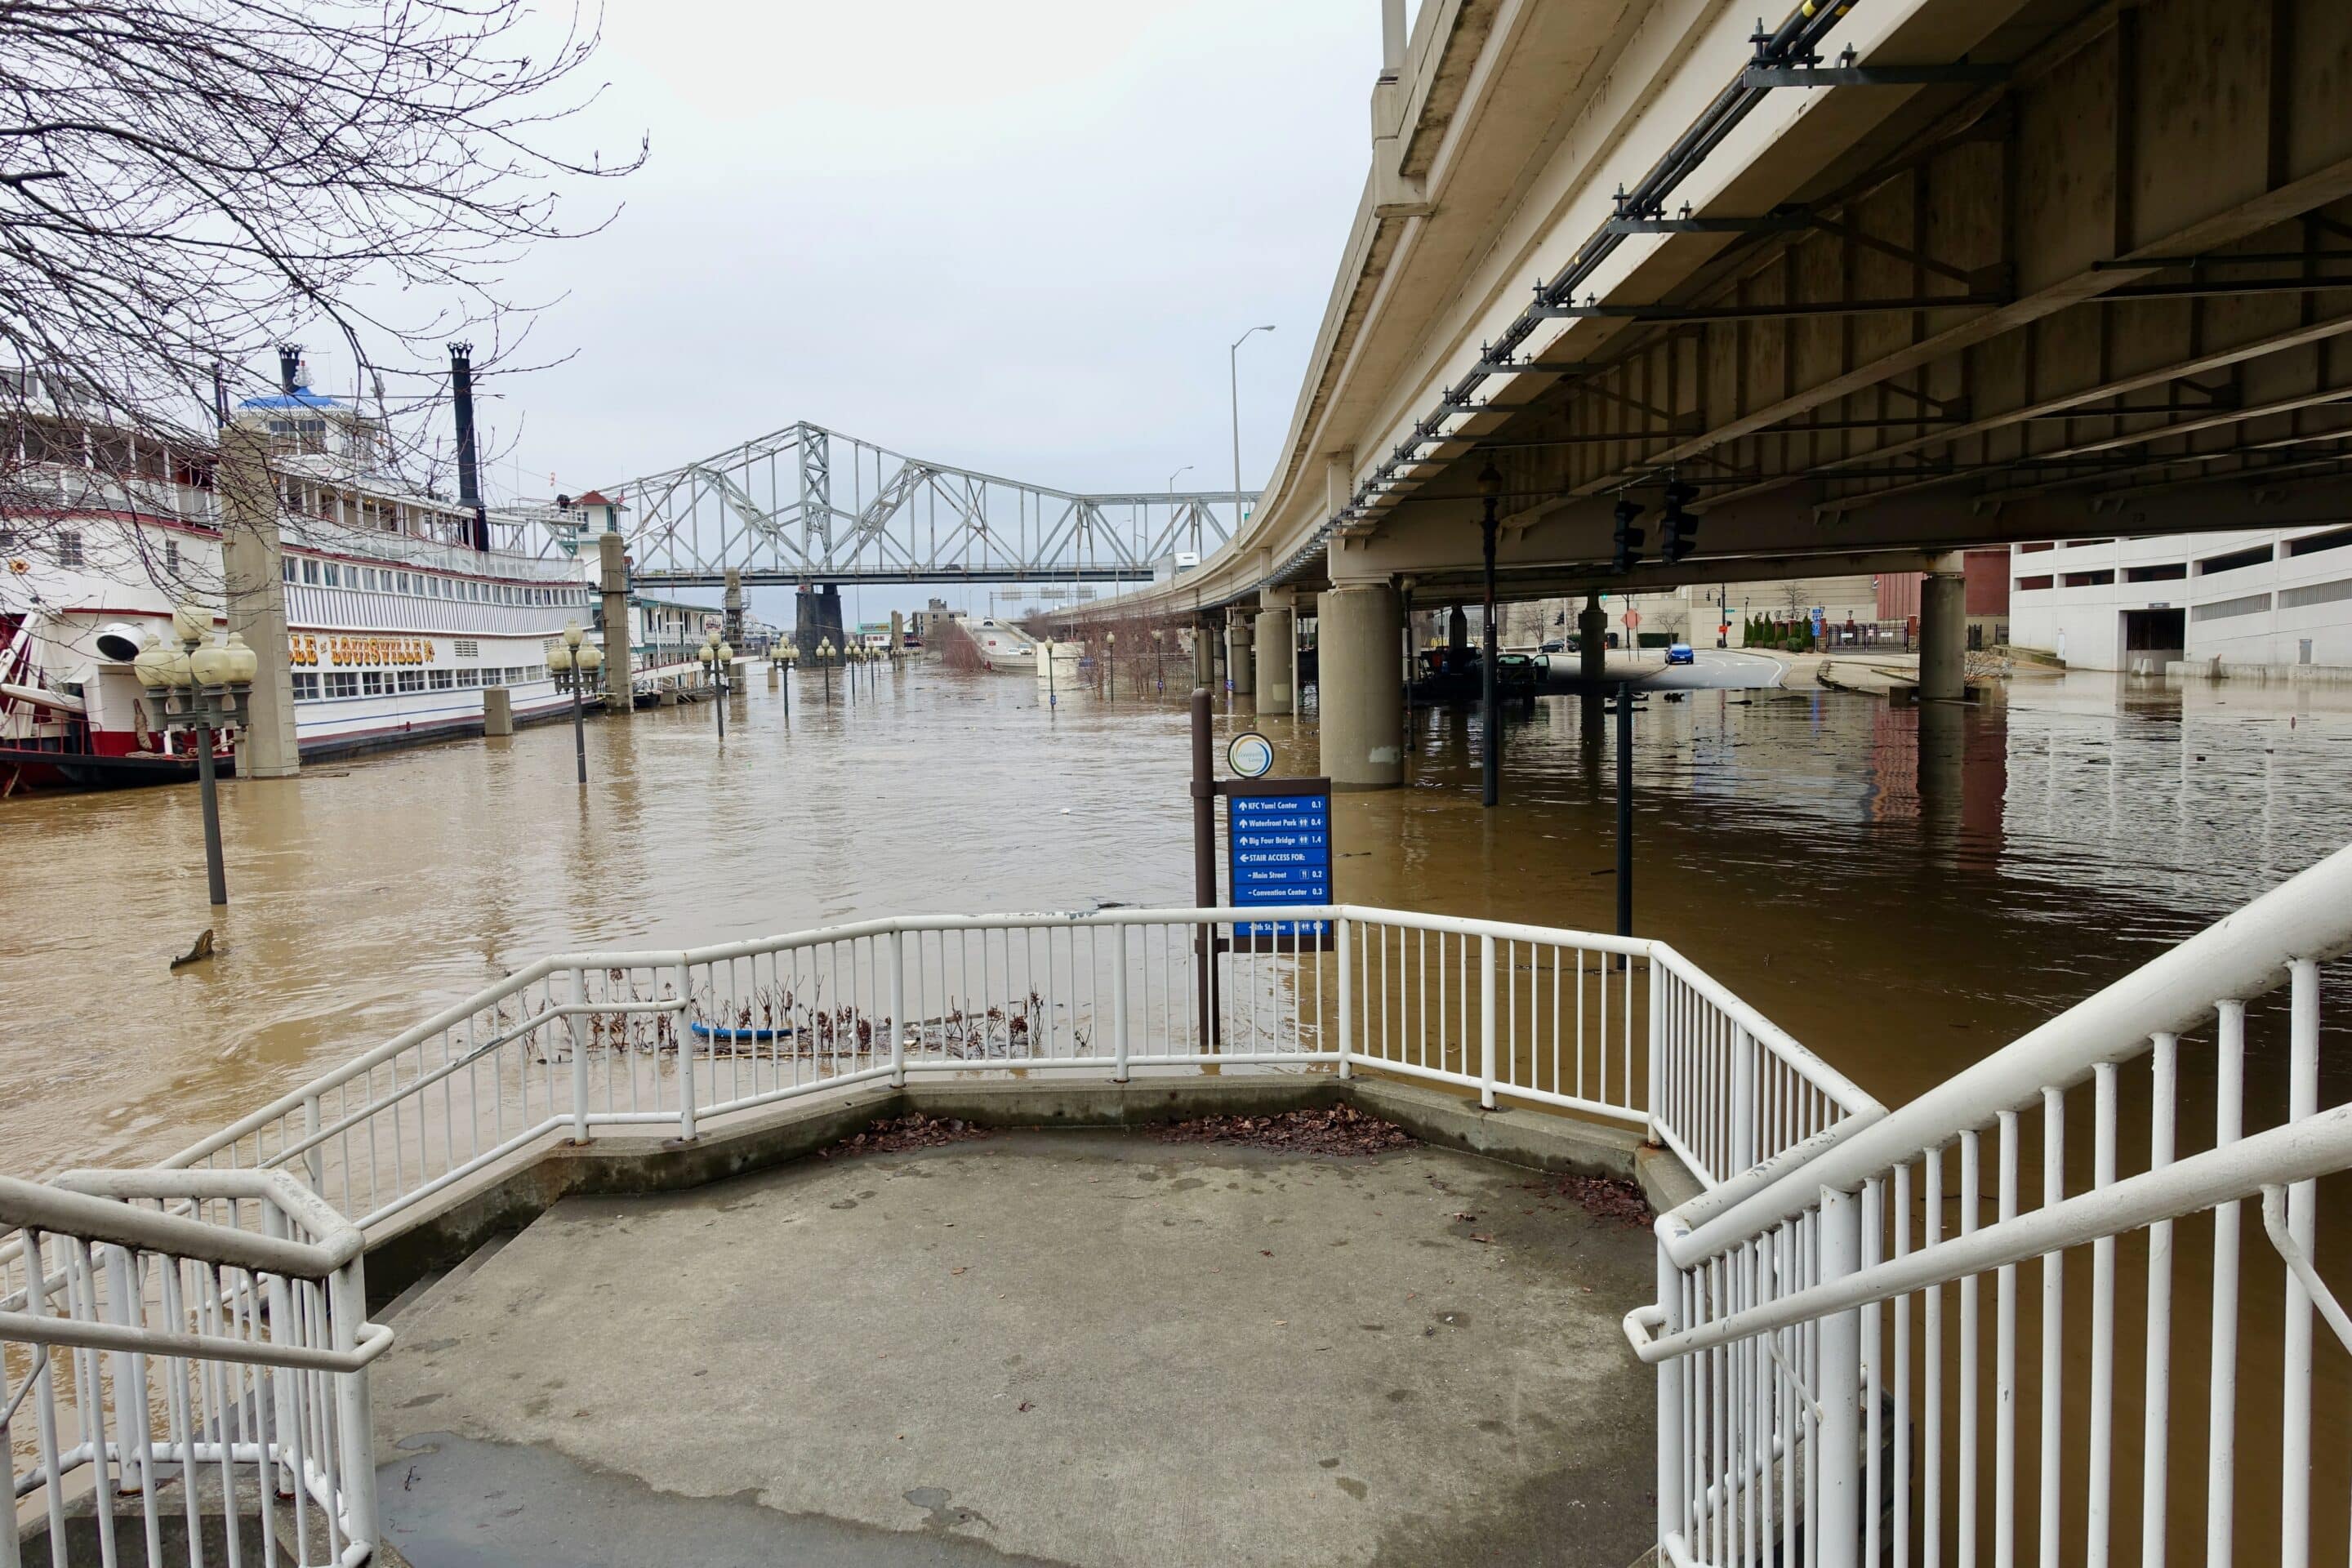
5 662 2351 1176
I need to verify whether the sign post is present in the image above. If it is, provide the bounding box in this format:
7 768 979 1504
1227 784 1331 940
1189 693 1336 1051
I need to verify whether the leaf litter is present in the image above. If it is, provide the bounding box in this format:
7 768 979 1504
818 1113 990 1158
1149 1104 1417 1156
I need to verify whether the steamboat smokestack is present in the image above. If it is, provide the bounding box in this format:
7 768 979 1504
448 342 488 551
277 345 302 395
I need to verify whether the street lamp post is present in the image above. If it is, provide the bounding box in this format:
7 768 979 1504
776 643 795 718
547 622 604 785
1230 324 1275 539
697 628 733 739
1478 461 1503 809
1105 630 1117 700
541 625 597 785
817 638 835 702
133 604 256 906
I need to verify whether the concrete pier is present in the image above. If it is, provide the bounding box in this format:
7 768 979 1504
1579 597 1606 687
481 687 514 737
598 533 634 715
1257 601 1294 715
216 423 301 779
795 584 846 658
1225 610 1255 697
1192 620 1216 688
1920 551 1967 702
722 568 744 645
1318 581 1404 789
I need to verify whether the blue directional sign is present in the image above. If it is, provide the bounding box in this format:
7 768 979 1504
1227 791 1331 938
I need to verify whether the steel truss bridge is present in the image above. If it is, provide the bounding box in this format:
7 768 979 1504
579 422 1251 590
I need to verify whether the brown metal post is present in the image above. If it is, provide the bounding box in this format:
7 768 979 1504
1191 688 1221 1049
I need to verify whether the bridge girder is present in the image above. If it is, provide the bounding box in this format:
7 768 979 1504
575 423 1254 588
1338 0 2352 586
1105 0 2352 619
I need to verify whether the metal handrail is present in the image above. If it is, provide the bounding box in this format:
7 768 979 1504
0 1169 356 1280
1664 838 2352 1264
168 903 1646 1171
1628 1099 2352 1365
1650 942 1880 1115
0 1312 393 1373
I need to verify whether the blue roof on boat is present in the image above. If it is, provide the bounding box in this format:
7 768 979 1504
237 390 346 412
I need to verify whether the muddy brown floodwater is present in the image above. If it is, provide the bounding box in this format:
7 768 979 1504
3 662 2349 1176
7 658 2352 1561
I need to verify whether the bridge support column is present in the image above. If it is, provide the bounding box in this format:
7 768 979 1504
1257 599 1294 715
796 585 844 659
1920 552 1967 703
1447 604 1469 666
1192 618 1216 688
1579 597 1606 684
723 569 744 645
1318 582 1403 790
599 532 635 718
1226 612 1255 698
218 421 300 778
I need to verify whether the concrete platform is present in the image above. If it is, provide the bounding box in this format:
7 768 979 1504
372 1130 1655 1567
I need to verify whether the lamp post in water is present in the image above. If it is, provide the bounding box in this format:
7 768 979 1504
817 638 835 702
548 622 602 785
776 643 795 719
1105 629 1117 700
132 603 256 906
1478 459 1503 809
697 627 732 739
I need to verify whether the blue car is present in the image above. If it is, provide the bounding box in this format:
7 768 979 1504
1665 642 1695 666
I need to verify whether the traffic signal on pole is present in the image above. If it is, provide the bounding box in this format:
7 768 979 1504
1660 481 1700 564
1610 498 1646 573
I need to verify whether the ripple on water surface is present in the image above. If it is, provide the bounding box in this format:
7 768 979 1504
3 665 2349 1171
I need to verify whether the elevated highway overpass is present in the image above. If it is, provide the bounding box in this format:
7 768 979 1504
1101 0 2352 785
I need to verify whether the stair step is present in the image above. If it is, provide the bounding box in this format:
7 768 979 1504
379 1232 516 1323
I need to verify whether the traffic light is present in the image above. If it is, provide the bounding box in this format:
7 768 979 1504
1610 498 1646 573
1660 480 1700 564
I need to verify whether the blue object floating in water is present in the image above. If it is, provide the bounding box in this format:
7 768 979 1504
688 1020 796 1042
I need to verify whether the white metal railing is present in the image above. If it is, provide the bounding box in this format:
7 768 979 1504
157 906 1870 1236
2 1169 385 1567
1626 840 2352 1568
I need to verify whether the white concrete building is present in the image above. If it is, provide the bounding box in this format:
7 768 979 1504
2007 524 2352 674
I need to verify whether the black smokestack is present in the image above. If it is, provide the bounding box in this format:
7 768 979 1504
448 342 488 550
277 345 302 394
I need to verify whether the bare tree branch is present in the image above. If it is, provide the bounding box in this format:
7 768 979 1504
0 0 643 574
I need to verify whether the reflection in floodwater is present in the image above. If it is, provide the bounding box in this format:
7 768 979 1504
2 666 2348 1174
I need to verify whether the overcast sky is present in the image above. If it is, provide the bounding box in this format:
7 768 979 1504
464 0 1388 606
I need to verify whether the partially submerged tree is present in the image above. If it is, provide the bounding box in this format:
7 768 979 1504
0 0 644 577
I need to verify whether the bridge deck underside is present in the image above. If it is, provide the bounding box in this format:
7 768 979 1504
1276 0 2352 606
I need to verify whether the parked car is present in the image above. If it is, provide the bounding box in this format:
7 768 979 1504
1539 639 1564 653
1665 642 1695 666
